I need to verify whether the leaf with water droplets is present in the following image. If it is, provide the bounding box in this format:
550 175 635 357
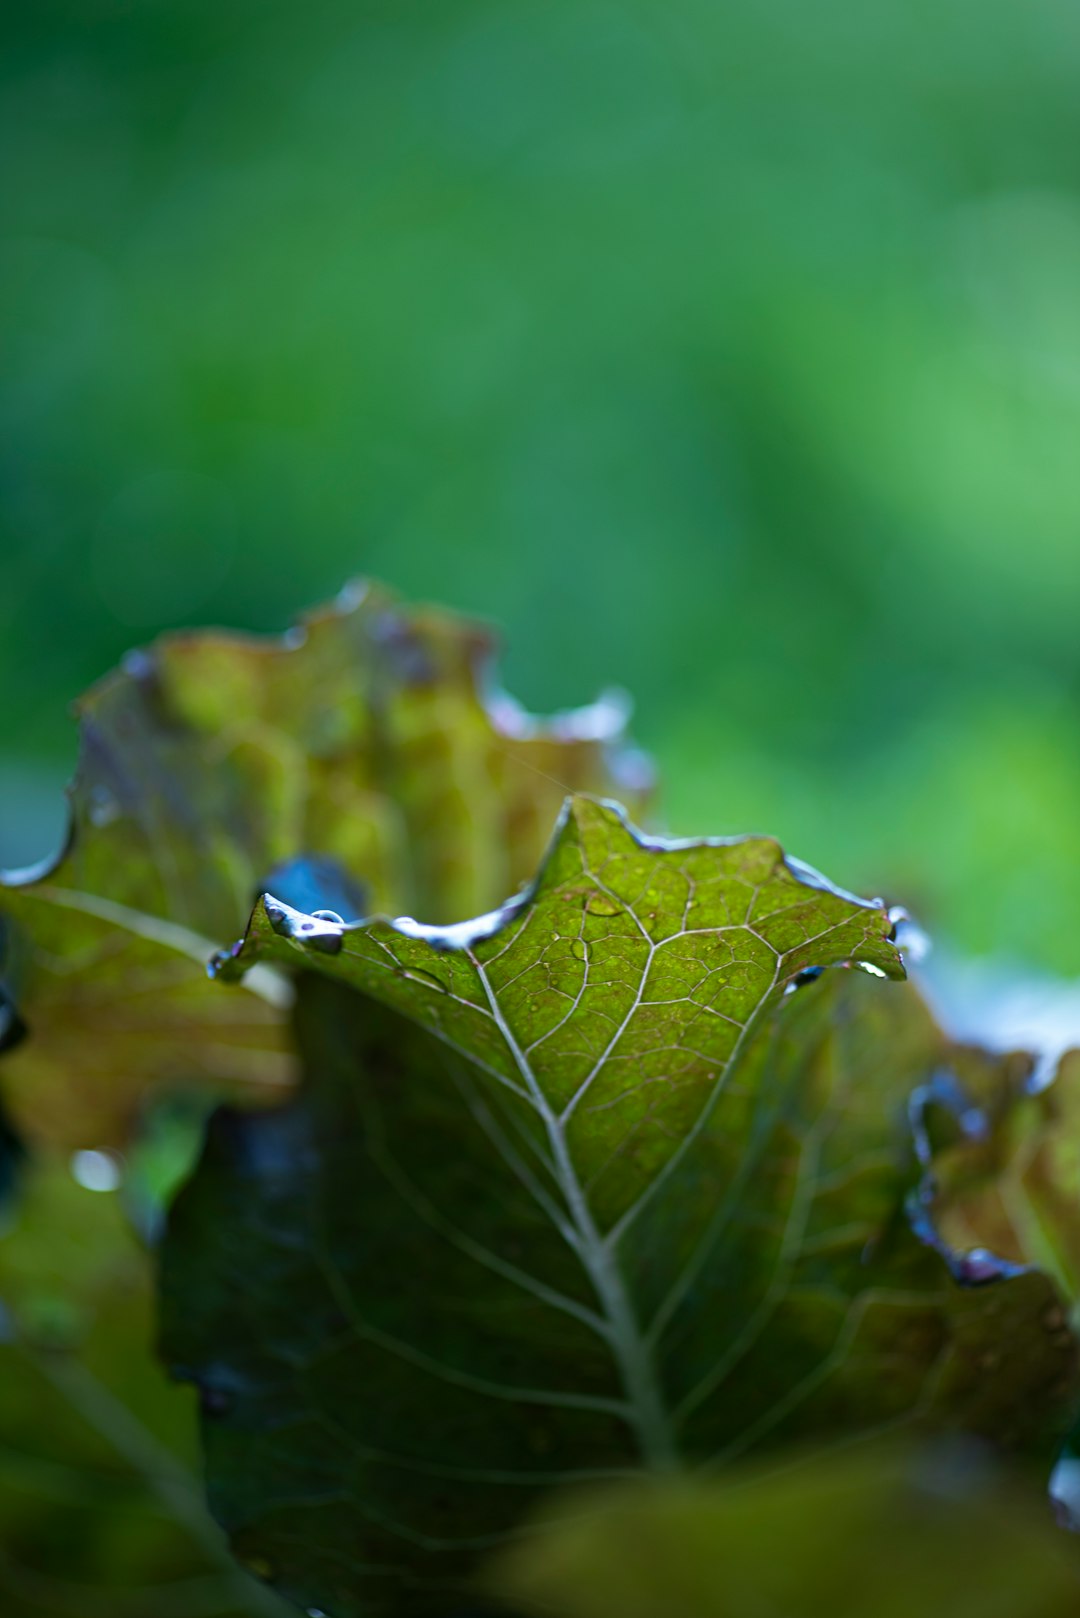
913 1043 1080 1316
0 583 648 1156
161 798 1078 1616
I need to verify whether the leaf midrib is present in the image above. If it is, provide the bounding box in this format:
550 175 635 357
468 944 681 1471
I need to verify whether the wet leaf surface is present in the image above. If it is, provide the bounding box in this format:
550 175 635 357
162 799 1079 1615
0 582 646 1155
0 589 648 1617
912 1044 1080 1318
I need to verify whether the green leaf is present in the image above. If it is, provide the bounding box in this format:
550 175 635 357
912 1044 1080 1313
0 587 648 1618
0 582 646 1154
161 798 1077 1615
0 1160 292 1618
207 795 906 1249
483 1444 1080 1618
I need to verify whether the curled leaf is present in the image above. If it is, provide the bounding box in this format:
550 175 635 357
0 583 647 1153
159 801 1077 1615
912 1043 1080 1314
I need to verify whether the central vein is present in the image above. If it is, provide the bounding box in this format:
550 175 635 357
468 949 679 1472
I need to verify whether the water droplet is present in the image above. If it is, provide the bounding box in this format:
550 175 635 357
586 894 622 917
571 940 588 962
1050 1448 1080 1530
951 1247 1024 1287
121 647 155 682
264 898 291 933
311 910 345 925
856 960 888 979
87 784 120 828
70 1149 121 1193
788 965 824 992
260 856 366 923
207 944 240 980
263 895 344 954
403 967 448 994
336 579 368 613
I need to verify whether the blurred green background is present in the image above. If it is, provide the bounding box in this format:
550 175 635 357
4 0 1080 974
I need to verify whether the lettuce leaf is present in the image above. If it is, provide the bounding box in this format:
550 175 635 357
0 583 646 1154
161 799 1078 1616
484 1443 1080 1618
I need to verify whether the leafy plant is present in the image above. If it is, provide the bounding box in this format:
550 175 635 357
0 583 644 1617
3 583 1080 1617
485 1442 1080 1618
0 579 647 1158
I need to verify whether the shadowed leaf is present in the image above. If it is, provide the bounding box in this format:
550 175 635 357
0 583 647 1154
911 1042 1080 1333
0 1160 291 1618
160 801 1077 1615
484 1444 1080 1618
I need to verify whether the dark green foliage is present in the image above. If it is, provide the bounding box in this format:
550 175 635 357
0 588 645 1617
162 801 1078 1615
4 588 1080 1617
0 583 645 1157
487 1444 1080 1618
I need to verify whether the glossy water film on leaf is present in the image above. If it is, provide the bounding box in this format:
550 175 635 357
909 1041 1080 1479
912 1045 1080 1314
159 797 1080 1615
0 581 648 1158
0 588 648 1616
